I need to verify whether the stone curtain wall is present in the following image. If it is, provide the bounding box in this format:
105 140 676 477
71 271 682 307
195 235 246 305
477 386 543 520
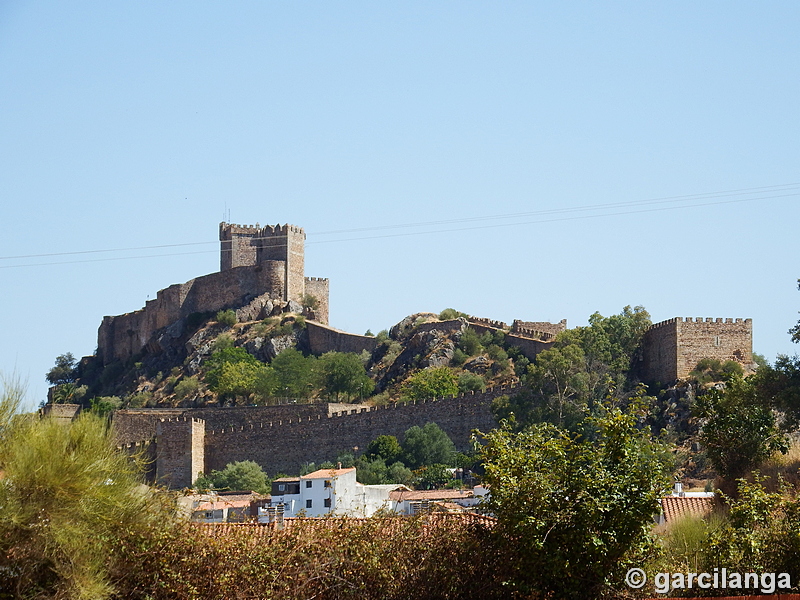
98 263 287 364
641 317 752 384
512 319 567 337
306 321 379 355
113 385 521 483
203 384 518 475
304 278 330 325
640 318 679 385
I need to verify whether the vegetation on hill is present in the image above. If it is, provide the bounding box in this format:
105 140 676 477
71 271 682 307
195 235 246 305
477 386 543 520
7 281 800 598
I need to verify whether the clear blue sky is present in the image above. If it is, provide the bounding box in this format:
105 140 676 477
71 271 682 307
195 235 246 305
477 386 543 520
2 2 799 407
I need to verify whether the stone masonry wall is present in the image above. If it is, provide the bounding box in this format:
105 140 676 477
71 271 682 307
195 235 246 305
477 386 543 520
304 277 330 325
307 321 379 355
203 383 519 475
113 384 521 481
98 262 286 364
641 317 752 384
155 418 205 488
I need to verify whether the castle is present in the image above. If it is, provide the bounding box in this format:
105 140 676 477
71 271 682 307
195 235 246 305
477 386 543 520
97 222 330 365
87 219 754 488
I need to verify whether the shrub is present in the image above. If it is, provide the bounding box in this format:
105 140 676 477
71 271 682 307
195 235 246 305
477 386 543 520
458 328 483 356
0 381 173 600
300 293 319 311
174 376 200 400
458 372 485 393
401 367 459 401
126 391 152 408
438 308 467 321
212 332 235 352
450 348 468 367
216 309 237 327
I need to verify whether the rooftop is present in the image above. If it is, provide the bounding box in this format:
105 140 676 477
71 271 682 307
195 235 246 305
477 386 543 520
302 468 356 479
660 495 716 523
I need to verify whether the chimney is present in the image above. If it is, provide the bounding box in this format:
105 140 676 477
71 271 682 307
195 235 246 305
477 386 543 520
673 482 684 496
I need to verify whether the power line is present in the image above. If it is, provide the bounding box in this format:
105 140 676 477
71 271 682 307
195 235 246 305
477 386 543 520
0 183 796 268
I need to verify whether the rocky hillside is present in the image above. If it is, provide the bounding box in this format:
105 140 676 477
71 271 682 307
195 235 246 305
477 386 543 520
68 309 520 410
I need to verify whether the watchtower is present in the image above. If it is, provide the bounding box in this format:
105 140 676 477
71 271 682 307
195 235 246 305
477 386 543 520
219 222 306 302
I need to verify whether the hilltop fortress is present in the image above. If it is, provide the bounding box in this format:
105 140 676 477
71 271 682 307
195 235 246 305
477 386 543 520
87 220 753 487
98 223 330 365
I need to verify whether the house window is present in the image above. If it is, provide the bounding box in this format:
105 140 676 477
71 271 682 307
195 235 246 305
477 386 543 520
278 484 285 491
306 499 313 509
324 498 331 508
306 480 312 488
324 480 331 488
205 511 214 519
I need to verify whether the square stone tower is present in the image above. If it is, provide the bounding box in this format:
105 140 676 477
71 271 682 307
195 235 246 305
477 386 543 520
641 317 753 384
219 222 306 302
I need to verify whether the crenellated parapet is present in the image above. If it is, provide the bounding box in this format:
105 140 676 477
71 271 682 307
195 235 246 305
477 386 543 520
641 316 753 384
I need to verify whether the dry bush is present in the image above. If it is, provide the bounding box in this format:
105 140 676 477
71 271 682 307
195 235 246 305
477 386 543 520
111 516 515 600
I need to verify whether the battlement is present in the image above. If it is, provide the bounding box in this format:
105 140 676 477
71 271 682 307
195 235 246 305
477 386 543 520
305 277 329 282
510 326 556 342
205 383 522 437
642 316 753 384
467 316 508 329
219 222 306 237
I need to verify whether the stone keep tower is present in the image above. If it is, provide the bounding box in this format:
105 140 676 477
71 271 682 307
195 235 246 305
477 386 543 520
641 317 753 384
219 222 306 302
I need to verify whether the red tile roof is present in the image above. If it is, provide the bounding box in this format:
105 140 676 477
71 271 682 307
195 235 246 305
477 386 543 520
302 468 356 479
389 489 475 502
660 495 715 523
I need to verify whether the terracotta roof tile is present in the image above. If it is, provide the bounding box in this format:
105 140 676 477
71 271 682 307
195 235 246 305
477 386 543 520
660 496 715 523
302 468 356 479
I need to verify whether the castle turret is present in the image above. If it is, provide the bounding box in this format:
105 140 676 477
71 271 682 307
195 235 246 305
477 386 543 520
219 222 306 302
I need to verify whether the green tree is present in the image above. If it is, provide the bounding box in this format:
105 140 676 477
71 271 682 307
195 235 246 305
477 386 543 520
695 375 787 479
196 460 270 494
173 376 200 400
46 352 79 385
414 463 452 489
300 293 319 311
366 434 403 463
402 422 456 468
270 348 318 398
204 347 267 401
523 344 591 430
51 382 88 404
457 327 483 356
317 351 374 401
439 308 468 320
402 366 459 401
89 395 122 417
480 400 673 599
689 357 744 385
749 354 800 432
355 456 389 485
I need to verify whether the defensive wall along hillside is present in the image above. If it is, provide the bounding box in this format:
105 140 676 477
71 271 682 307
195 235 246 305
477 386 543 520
113 384 520 486
203 384 516 475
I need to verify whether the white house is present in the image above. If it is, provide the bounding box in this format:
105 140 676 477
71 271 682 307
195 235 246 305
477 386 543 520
260 467 408 520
